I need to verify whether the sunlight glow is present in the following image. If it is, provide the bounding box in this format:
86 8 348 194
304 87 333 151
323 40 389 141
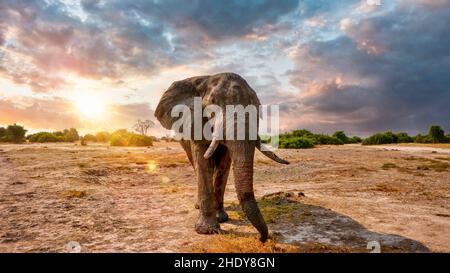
74 94 107 119
146 160 158 173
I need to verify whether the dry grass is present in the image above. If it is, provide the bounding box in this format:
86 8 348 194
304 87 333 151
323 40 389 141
184 234 412 253
163 185 183 194
61 189 87 198
77 162 89 168
372 183 403 192
183 234 358 253
227 194 300 224
417 161 450 172
395 143 450 149
382 163 398 170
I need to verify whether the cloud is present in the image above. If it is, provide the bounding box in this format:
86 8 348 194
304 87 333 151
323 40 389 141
0 96 157 134
1 0 449 136
0 0 299 93
284 0 450 135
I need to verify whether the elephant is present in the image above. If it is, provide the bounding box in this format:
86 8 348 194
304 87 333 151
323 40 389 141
155 72 289 242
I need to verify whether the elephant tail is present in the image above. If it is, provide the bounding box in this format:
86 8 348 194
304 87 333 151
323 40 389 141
256 137 290 165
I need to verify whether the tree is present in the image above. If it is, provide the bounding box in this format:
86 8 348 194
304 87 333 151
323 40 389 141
63 128 80 142
133 119 155 136
0 127 5 140
3 124 27 143
332 131 349 143
429 125 445 143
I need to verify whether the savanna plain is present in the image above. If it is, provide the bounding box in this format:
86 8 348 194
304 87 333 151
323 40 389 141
0 142 449 252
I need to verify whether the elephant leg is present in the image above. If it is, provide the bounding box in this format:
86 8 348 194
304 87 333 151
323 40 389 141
191 141 220 234
213 145 231 223
180 140 202 209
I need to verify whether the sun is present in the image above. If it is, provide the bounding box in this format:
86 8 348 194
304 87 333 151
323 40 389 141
74 94 107 119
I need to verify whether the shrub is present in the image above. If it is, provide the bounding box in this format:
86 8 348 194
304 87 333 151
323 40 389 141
362 132 396 145
414 134 432 143
110 129 153 147
279 136 315 149
291 129 314 138
28 132 64 143
1 124 27 143
332 131 349 143
313 134 343 145
83 134 97 142
396 132 413 143
95 131 111 142
348 136 362 143
259 135 271 144
53 128 79 142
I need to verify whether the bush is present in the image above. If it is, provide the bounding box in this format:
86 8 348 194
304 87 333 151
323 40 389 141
291 129 314 138
28 132 64 143
53 128 79 142
362 132 396 145
259 135 271 144
414 134 433 143
313 134 343 145
1 124 27 143
351 136 362 143
83 134 97 142
95 131 111 142
396 132 413 143
110 129 153 147
332 131 349 143
279 136 315 149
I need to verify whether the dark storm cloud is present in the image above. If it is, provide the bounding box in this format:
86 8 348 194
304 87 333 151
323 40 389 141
108 0 299 39
287 1 450 135
0 0 299 92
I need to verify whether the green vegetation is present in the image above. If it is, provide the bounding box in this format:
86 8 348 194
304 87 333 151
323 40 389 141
81 131 111 143
95 131 111 142
110 129 153 147
28 132 64 143
279 136 315 149
429 125 446 143
0 124 27 143
277 129 362 149
362 125 449 145
28 128 80 143
362 131 398 145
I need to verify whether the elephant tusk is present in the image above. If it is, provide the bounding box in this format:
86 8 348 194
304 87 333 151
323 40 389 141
204 136 219 159
256 138 290 165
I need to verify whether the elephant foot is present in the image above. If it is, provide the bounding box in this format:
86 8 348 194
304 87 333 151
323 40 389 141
217 208 229 223
195 214 220 234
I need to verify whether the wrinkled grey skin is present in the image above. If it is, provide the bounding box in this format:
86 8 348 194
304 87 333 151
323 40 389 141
155 73 289 242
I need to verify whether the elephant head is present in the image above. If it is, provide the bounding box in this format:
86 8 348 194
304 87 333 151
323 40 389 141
155 73 289 242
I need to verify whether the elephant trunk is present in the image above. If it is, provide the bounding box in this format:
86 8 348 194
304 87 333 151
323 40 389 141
229 141 268 242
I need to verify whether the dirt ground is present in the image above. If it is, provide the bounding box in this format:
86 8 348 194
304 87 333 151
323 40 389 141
0 142 449 252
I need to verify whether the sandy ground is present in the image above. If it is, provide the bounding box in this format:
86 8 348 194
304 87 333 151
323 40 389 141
0 142 449 252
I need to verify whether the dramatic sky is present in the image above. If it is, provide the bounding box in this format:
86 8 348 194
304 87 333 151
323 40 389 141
0 0 449 136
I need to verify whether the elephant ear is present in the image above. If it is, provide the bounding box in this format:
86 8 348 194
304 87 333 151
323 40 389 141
155 79 201 130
